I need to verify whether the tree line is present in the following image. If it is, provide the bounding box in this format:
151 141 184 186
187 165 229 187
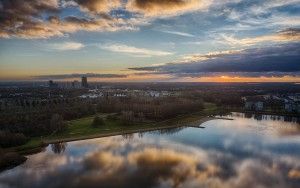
0 96 204 138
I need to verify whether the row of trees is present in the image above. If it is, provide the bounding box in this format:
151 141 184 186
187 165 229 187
96 97 204 121
0 100 96 136
0 95 204 137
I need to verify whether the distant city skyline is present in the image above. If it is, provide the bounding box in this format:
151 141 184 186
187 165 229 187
0 0 300 82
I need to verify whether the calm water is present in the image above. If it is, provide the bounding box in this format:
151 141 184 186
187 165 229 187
1 113 300 188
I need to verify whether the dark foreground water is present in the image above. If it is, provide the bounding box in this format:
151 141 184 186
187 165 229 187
1 113 300 188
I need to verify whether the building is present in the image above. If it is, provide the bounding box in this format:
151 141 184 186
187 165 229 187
48 80 58 88
254 101 264 111
81 77 88 88
284 100 300 113
72 80 81 89
149 91 160 97
244 96 264 111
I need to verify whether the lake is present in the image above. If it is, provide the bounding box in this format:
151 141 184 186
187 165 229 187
1 113 300 188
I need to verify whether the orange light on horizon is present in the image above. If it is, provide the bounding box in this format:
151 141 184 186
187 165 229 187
1 72 300 83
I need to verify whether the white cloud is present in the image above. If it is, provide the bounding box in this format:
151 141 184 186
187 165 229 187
99 43 173 57
48 42 85 51
157 29 195 37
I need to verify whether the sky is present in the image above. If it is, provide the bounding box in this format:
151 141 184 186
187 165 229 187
0 0 300 82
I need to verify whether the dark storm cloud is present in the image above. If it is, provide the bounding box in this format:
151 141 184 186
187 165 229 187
130 43 300 78
32 73 127 80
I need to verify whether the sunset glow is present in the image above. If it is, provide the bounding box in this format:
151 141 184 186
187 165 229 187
0 0 299 82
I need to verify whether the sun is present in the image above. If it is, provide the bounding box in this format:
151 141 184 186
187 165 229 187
220 76 229 79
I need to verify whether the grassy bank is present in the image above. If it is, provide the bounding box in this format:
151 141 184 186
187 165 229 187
11 103 219 153
44 115 215 144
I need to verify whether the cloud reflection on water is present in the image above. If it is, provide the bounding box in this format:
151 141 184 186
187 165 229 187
0 114 300 188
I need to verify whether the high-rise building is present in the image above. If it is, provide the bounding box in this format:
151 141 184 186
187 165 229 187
81 76 88 88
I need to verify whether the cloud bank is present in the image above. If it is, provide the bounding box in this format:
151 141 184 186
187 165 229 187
130 43 300 78
32 73 127 80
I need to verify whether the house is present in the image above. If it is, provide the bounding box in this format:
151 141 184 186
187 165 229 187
148 91 160 97
244 96 265 111
284 100 300 113
255 101 264 111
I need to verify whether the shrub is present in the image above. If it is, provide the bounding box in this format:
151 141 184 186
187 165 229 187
50 114 66 132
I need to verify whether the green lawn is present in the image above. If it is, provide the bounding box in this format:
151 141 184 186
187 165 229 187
203 102 218 114
45 115 149 140
13 115 128 153
13 103 219 153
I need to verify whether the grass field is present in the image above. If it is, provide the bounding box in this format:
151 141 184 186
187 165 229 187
12 103 219 153
47 115 145 140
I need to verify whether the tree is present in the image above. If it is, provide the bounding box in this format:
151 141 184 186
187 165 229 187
50 114 66 132
92 116 104 127
120 111 134 125
51 142 67 154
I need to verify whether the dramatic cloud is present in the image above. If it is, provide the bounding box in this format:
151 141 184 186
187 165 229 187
0 0 60 38
127 0 210 17
32 73 127 80
47 42 85 51
0 0 299 40
130 43 300 78
1 0 300 82
0 0 211 39
100 43 173 57
0 0 136 39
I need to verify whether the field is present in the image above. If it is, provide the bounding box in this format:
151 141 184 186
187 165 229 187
13 103 219 153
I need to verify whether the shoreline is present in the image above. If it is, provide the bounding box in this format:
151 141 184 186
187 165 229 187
1 116 216 172
43 116 216 144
